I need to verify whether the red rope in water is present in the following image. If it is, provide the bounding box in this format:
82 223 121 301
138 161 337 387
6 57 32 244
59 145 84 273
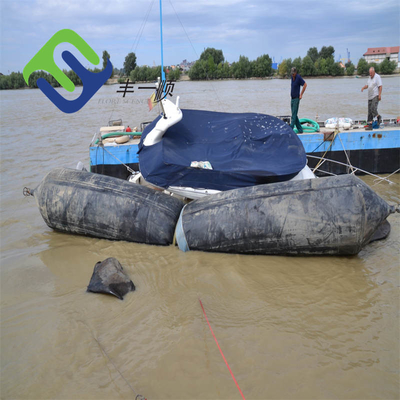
199 299 246 400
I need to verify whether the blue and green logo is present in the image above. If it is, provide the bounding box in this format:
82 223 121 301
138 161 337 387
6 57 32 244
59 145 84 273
23 29 112 114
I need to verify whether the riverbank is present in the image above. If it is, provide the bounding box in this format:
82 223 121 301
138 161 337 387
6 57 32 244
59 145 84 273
2 72 398 90
183 72 400 82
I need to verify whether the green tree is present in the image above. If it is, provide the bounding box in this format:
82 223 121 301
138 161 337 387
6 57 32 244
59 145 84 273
285 58 293 74
124 52 137 77
130 65 164 82
189 59 208 80
292 57 302 73
27 70 50 88
319 46 335 59
253 54 272 77
307 47 319 63
221 62 231 79
325 56 335 75
357 58 369 75
102 50 114 77
330 62 344 76
368 62 380 74
278 59 288 77
318 58 329 75
207 55 216 78
345 61 355 76
65 69 82 86
380 58 397 74
199 48 224 65
0 75 11 89
130 66 138 81
102 50 110 69
231 56 252 79
215 63 223 79
8 72 26 89
168 68 181 80
300 55 316 76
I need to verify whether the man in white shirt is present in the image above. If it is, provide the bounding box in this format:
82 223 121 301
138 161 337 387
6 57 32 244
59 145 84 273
361 67 382 124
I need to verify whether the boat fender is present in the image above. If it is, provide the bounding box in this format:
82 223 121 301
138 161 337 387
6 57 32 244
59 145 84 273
115 135 130 144
29 168 184 245
176 175 394 256
325 123 351 130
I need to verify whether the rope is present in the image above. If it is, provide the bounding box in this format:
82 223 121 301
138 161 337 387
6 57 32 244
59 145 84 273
312 130 339 172
80 322 147 400
335 131 355 174
307 154 397 185
167 0 227 112
373 168 400 186
131 0 155 53
107 1 156 124
199 299 246 400
92 335 142 398
98 144 136 175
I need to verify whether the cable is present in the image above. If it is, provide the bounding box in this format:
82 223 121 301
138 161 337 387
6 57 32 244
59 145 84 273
167 0 226 111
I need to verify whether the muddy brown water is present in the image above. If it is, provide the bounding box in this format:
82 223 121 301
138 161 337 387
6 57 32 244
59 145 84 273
1 77 399 399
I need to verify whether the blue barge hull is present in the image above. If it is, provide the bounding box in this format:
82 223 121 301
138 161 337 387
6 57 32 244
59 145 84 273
90 142 140 180
298 128 400 175
90 128 400 179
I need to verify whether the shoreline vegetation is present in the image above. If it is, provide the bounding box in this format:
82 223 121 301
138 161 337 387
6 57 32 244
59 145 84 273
4 72 400 91
1 46 398 90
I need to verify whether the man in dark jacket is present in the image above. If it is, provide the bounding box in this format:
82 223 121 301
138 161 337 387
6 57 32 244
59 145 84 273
290 67 307 133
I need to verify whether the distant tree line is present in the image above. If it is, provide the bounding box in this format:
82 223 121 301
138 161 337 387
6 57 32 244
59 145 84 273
356 57 397 75
278 46 397 77
188 46 398 80
128 65 181 83
120 52 181 82
188 47 273 80
0 49 113 90
0 69 85 90
279 46 347 77
2 46 397 90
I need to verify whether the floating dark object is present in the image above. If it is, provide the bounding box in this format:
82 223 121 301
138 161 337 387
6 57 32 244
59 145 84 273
87 258 135 300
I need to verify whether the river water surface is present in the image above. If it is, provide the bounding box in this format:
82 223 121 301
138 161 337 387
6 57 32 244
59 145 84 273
1 77 399 399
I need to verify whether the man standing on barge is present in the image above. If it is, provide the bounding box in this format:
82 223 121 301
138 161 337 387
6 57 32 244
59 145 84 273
361 67 382 124
290 67 307 133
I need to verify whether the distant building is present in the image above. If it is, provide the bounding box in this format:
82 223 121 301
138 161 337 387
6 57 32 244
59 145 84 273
179 59 195 72
363 46 399 67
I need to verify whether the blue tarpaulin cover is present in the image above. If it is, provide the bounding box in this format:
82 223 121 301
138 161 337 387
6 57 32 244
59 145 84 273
139 109 306 191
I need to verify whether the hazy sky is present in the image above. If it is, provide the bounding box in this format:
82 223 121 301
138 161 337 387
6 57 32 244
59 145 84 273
1 0 399 74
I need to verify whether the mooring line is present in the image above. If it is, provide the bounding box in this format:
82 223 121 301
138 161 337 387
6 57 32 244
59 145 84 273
80 321 147 399
199 299 246 400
